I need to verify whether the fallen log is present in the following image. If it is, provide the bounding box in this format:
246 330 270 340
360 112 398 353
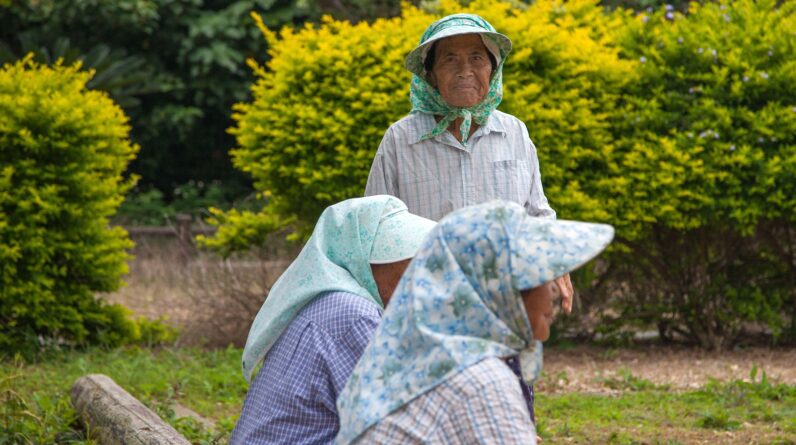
71 374 191 445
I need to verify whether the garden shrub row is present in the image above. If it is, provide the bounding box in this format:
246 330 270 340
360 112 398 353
207 0 796 347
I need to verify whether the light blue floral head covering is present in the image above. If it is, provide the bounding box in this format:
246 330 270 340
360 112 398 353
405 13 512 145
241 195 435 381
335 201 614 444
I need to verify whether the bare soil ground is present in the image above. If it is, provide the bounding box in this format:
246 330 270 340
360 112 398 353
103 235 297 347
538 345 796 393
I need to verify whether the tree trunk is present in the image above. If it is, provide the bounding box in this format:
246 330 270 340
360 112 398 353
71 374 190 445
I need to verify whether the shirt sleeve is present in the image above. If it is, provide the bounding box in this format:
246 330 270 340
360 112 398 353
324 314 382 397
231 311 380 445
364 127 398 197
523 125 556 220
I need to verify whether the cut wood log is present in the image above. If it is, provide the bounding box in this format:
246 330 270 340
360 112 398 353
71 374 191 445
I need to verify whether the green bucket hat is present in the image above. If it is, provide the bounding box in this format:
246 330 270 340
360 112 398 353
405 13 513 80
405 14 513 145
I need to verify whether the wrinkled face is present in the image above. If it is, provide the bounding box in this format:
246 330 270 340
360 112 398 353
428 34 493 108
520 280 562 342
371 259 412 306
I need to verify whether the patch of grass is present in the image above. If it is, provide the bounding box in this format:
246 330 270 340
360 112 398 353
695 410 741 430
536 367 796 443
1 347 246 444
4 348 796 444
600 367 670 392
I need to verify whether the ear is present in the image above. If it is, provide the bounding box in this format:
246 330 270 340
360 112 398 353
427 71 438 89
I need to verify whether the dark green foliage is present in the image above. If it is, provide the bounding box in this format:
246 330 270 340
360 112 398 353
116 181 263 226
0 58 138 354
0 0 413 206
0 0 308 200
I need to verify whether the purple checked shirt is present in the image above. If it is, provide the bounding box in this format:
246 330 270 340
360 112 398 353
230 291 535 444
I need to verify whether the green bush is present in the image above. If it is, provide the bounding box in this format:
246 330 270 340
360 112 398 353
601 0 796 348
206 0 795 348
0 57 139 354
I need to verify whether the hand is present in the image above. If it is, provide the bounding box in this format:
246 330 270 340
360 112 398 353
555 273 574 314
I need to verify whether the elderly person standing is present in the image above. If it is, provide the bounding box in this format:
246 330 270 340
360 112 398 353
231 196 435 445
364 14 575 310
364 13 574 425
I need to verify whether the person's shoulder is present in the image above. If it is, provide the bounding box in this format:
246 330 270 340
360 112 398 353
298 291 382 337
385 113 433 137
492 110 528 133
390 112 424 129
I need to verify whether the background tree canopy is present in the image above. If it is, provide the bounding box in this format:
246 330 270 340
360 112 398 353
1 0 341 216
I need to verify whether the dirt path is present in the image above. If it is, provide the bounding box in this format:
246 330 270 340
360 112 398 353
537 345 796 394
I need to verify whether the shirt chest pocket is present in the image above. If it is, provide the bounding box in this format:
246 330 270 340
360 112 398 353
490 159 531 204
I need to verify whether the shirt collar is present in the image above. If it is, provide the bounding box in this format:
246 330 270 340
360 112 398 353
410 111 506 145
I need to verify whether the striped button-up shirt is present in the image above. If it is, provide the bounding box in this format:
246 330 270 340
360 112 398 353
351 357 538 444
365 110 556 222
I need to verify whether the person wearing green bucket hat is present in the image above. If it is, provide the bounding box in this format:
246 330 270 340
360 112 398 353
364 13 575 425
365 12 542 218
364 13 572 312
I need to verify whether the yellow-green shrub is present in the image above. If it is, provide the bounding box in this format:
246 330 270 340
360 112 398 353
602 0 796 348
0 57 139 353
203 0 632 250
492 0 636 221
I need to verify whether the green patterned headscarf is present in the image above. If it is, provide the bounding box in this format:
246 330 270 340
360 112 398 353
405 14 513 145
241 196 435 381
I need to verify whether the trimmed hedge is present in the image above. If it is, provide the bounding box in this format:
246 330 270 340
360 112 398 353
602 0 796 348
206 0 796 347
0 57 140 353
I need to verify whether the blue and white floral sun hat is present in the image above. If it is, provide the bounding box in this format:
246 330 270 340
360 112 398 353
335 200 614 444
